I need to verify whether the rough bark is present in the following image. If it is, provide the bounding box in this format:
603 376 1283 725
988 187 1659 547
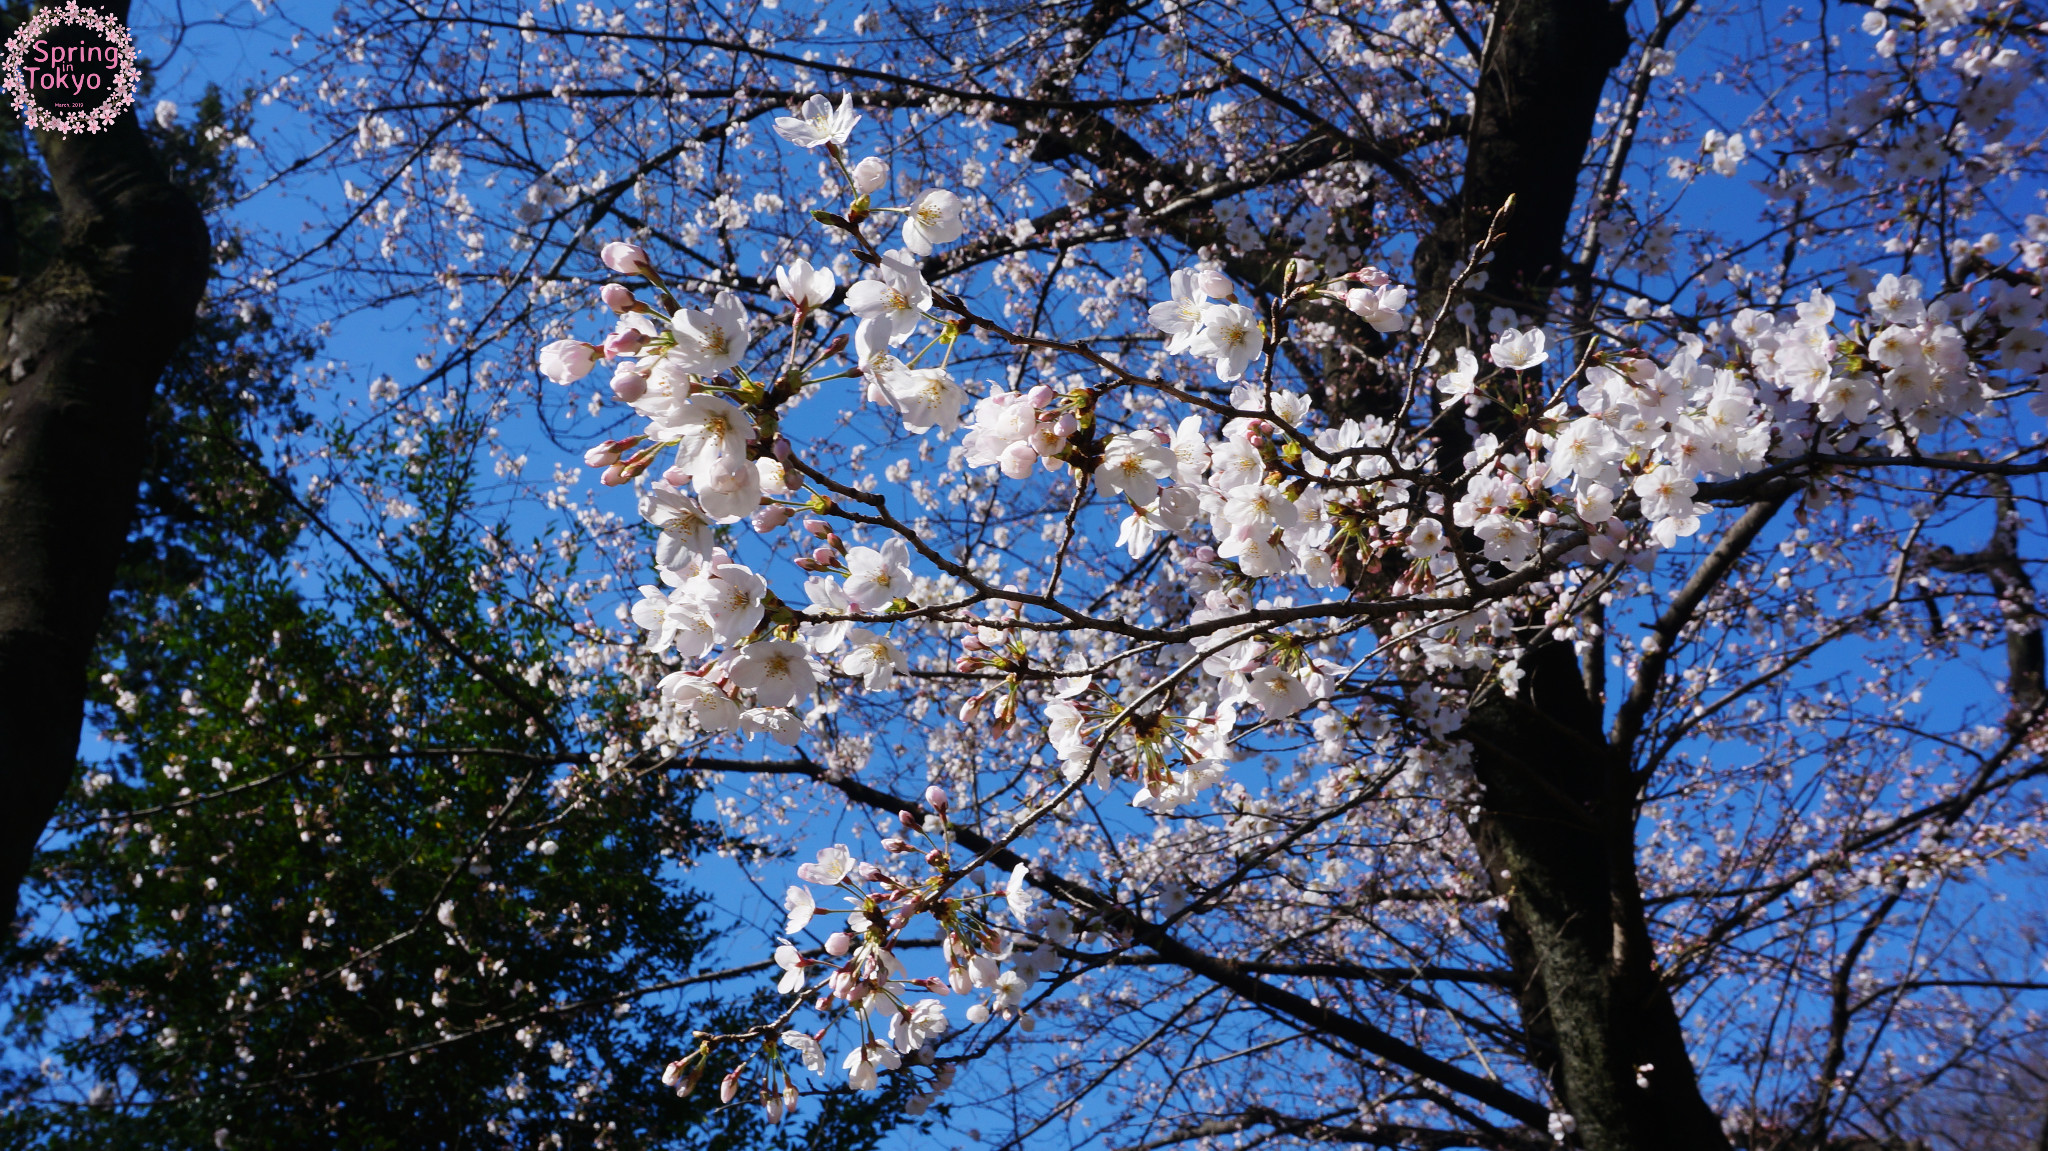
1398 0 1737 1145
1413 0 1634 325
1462 645 1731 1150
0 7 212 920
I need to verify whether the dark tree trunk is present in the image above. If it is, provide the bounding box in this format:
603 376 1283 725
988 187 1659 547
0 6 211 920
1415 0 1633 326
1402 0 1737 1146
1462 646 1731 1150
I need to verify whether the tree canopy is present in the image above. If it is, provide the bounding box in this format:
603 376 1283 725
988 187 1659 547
9 0 2048 1148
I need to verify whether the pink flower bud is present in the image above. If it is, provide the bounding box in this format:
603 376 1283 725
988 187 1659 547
924 785 949 812
812 546 839 566
661 465 690 487
794 557 820 572
600 283 638 313
1194 546 1218 563
603 329 648 360
850 156 889 194
899 809 920 831
773 437 793 462
825 932 854 956
720 1067 742 1104
601 241 649 276
537 339 598 385
1538 509 1560 526
601 464 629 486
1052 411 1078 438
882 836 911 853
803 518 832 538
999 440 1038 480
960 634 985 652
954 656 983 673
584 445 620 468
1025 384 1055 408
752 504 795 532
610 369 648 402
1198 270 1235 299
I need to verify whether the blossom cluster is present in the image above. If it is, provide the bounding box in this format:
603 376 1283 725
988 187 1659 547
527 91 2047 1117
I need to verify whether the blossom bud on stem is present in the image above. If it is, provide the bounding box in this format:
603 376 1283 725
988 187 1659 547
600 241 650 277
610 370 648 402
850 156 889 194
600 283 643 313
720 1066 742 1104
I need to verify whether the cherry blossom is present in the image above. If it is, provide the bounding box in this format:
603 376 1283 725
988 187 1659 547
727 640 817 707
466 19 2048 1143
775 258 836 310
1188 303 1265 381
1093 432 1176 505
772 93 860 152
1489 326 1549 370
844 251 932 346
898 188 965 255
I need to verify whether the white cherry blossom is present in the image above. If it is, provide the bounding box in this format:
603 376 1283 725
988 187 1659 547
772 92 860 151
775 258 836 309
1189 303 1265 381
728 641 818 707
899 188 965 254
1490 327 1549 371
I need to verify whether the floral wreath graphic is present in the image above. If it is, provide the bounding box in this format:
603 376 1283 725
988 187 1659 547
2 1 140 134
